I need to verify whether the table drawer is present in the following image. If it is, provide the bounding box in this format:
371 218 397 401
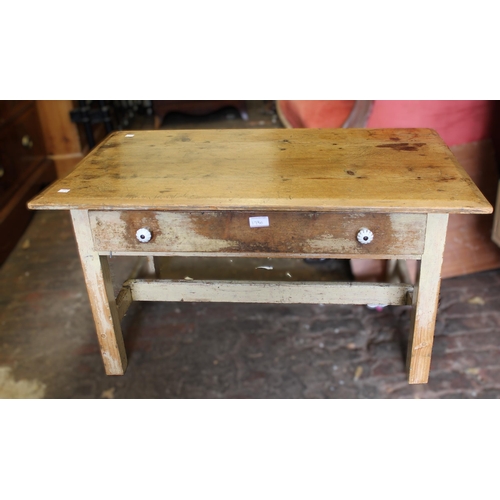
89 211 427 258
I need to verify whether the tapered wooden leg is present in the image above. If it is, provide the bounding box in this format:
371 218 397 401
71 210 127 375
407 213 449 384
145 256 161 278
145 256 156 277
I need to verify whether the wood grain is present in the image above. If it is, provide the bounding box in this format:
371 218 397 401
89 210 427 258
36 101 85 178
30 128 494 383
70 209 127 375
125 279 414 306
28 128 492 214
407 213 449 384
36 101 82 156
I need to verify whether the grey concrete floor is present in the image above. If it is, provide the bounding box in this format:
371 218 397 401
1 101 500 398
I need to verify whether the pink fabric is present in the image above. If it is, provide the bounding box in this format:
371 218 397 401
367 100 494 147
278 100 355 128
278 100 495 147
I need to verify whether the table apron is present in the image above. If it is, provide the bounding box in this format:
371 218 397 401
88 210 427 258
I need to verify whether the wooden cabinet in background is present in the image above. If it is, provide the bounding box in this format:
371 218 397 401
36 100 110 179
36 100 85 179
0 101 56 266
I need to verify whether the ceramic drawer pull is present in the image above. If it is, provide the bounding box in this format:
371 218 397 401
357 228 374 244
136 227 152 243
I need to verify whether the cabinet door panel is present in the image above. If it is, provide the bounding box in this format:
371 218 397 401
0 104 46 208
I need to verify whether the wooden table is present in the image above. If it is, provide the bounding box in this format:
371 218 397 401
28 128 493 384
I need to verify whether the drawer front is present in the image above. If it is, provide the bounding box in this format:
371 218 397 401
89 211 427 258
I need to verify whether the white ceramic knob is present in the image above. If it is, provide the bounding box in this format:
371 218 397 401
136 228 152 243
357 228 373 244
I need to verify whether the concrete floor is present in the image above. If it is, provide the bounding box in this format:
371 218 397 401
2 101 500 398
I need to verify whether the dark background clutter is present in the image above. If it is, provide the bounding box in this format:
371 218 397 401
1 100 500 398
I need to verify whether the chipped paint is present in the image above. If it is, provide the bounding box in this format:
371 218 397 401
91 211 426 258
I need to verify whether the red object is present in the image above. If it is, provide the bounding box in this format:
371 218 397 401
366 100 494 147
276 100 495 147
277 100 356 128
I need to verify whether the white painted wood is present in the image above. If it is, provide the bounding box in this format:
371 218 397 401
407 213 449 384
145 256 156 277
116 286 133 321
397 260 413 285
95 250 424 260
153 257 162 278
88 210 427 258
115 256 160 319
70 210 127 375
386 259 413 284
125 279 414 306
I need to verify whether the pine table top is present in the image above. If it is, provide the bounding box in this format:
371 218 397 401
28 128 493 214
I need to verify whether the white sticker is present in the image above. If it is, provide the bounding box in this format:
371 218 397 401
125 134 135 138
58 189 70 193
249 216 269 228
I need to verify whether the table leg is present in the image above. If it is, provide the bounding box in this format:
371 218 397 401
71 210 127 375
145 256 161 278
407 213 449 384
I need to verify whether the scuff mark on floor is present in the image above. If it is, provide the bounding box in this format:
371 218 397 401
0 367 46 399
101 387 115 399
